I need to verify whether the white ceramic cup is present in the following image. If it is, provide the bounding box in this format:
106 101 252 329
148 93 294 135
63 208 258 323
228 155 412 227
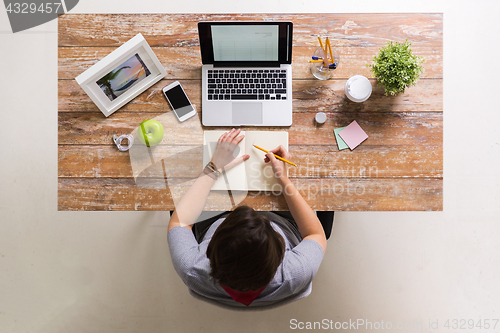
345 75 372 102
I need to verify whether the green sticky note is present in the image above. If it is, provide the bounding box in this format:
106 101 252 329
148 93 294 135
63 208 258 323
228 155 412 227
334 127 349 150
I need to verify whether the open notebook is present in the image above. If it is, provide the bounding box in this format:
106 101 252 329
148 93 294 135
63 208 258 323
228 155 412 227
203 130 289 191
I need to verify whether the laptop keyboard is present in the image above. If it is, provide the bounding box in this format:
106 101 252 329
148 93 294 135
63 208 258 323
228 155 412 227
206 69 288 101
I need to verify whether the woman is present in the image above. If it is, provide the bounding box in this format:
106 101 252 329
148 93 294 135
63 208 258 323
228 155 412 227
167 128 329 307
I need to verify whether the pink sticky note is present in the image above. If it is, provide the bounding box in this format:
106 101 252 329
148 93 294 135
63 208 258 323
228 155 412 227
338 121 368 150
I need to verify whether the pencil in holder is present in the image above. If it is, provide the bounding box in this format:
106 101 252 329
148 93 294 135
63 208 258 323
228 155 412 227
309 45 340 80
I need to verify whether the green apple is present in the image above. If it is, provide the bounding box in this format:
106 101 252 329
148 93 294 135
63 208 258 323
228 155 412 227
137 119 164 147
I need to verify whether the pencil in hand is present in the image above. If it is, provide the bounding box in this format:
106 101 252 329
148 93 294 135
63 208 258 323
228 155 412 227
253 145 297 166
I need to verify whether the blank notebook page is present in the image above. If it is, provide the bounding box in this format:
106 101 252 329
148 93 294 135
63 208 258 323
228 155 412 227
203 131 288 191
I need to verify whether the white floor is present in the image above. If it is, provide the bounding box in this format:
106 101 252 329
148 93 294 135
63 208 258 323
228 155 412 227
1 1 499 332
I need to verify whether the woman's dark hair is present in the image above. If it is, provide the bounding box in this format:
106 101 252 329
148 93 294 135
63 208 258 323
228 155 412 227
206 206 285 292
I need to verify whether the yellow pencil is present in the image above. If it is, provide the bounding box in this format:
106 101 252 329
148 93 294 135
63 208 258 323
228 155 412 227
317 36 326 54
317 37 331 67
253 145 297 166
326 37 334 64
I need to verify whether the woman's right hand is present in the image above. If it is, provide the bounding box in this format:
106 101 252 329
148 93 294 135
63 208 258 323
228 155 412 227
264 145 291 182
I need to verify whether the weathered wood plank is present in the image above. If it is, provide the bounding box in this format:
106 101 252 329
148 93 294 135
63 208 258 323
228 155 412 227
58 178 173 211
58 177 442 211
58 79 197 113
290 145 442 178
59 145 134 178
283 78 443 112
58 111 204 145
290 112 443 146
59 145 203 179
58 47 202 81
58 78 442 113
59 144 442 179
58 13 443 48
296 178 443 211
58 112 442 146
58 45 442 80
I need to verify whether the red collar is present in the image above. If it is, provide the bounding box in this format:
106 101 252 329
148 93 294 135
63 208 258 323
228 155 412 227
221 285 266 306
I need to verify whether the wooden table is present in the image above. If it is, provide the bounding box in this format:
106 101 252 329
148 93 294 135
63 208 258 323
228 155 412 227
58 13 443 211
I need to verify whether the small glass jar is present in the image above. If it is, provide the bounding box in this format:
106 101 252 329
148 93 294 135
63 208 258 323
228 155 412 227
309 46 340 80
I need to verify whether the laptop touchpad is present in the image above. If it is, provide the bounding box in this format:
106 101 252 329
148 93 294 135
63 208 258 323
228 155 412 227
232 103 263 125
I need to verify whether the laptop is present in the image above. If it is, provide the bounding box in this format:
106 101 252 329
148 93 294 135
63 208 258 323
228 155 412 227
198 21 293 126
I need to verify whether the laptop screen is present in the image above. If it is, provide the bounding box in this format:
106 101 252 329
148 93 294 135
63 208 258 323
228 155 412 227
198 21 292 67
211 25 279 62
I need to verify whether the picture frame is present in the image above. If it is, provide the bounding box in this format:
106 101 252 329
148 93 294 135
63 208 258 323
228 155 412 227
75 33 167 117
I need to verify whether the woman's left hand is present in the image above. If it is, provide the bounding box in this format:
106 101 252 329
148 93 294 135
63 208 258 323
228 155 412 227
210 128 250 171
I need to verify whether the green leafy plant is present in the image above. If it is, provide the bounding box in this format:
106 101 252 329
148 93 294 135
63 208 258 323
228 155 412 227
367 40 425 96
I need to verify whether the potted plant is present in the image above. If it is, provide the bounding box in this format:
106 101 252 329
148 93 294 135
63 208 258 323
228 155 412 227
367 40 425 96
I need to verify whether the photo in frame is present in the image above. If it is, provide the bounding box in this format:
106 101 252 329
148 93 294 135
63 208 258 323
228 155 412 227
75 33 167 117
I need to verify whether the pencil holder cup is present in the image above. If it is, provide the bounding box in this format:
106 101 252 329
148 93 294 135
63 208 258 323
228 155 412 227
309 47 340 80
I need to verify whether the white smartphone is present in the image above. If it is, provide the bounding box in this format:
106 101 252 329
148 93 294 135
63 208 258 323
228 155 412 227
162 81 196 122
